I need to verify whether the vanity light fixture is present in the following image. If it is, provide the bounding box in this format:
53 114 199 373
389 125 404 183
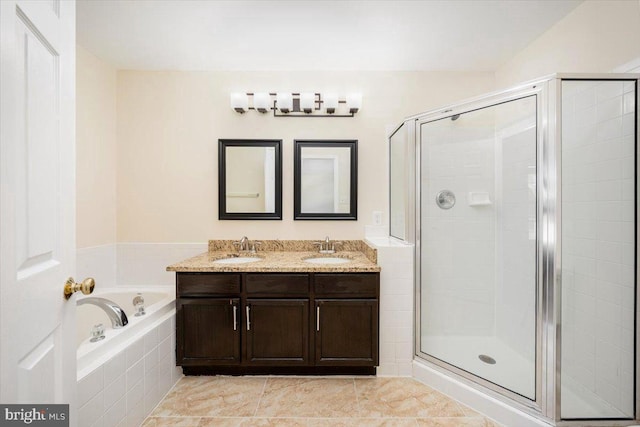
346 93 362 114
300 93 315 114
230 92 362 117
276 92 293 113
253 92 271 113
230 92 248 113
323 93 339 114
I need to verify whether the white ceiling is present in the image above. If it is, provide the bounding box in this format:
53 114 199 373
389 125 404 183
76 0 582 71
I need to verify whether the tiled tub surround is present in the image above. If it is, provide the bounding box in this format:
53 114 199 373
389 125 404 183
143 376 501 426
167 239 380 273
77 307 181 427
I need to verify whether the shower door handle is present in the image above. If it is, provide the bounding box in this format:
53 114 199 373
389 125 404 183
435 190 456 209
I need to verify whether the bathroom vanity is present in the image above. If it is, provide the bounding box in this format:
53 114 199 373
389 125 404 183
167 240 380 375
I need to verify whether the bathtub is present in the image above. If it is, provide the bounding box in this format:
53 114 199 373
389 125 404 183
76 287 182 427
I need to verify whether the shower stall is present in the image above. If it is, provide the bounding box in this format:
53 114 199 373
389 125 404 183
389 74 639 425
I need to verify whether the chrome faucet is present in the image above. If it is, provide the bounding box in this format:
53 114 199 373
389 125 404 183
314 236 342 254
233 236 261 253
240 236 249 251
233 236 250 252
78 297 129 328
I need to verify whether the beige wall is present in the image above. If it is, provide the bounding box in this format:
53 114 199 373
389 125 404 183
78 0 640 245
116 70 494 242
496 0 640 86
76 45 117 248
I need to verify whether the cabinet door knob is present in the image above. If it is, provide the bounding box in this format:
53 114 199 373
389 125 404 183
246 305 251 331
316 306 320 331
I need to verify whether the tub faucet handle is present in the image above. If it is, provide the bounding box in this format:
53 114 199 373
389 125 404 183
133 293 146 317
64 277 95 300
90 323 106 342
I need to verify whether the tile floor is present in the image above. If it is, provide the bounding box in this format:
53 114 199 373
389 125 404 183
142 376 500 426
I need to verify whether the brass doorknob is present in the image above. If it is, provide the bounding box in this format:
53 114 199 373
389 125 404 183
64 277 95 300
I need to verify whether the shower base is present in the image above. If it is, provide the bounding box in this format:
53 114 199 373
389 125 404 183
421 335 535 399
561 376 629 419
421 334 629 419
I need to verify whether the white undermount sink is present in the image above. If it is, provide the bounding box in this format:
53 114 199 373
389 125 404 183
212 256 263 264
304 257 352 265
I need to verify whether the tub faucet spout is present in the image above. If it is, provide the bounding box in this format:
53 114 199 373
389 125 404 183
77 297 129 328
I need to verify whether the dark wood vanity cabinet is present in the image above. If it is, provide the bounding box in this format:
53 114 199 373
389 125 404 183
314 274 379 366
177 298 240 365
175 272 379 374
245 299 309 365
176 273 242 366
315 299 378 366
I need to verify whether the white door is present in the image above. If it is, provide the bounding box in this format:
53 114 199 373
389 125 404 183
0 0 77 422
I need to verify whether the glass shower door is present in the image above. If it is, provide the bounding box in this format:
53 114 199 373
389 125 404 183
560 79 636 419
419 95 538 400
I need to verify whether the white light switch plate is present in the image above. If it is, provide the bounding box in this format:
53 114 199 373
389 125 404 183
372 211 383 226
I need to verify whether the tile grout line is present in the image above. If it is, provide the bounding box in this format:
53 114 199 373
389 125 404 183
252 377 269 417
452 399 468 418
352 378 362 417
144 376 186 422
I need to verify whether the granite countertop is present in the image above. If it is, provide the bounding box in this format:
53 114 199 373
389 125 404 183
166 239 381 273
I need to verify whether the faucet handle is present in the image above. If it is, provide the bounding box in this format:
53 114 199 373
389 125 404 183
332 241 343 251
250 241 262 253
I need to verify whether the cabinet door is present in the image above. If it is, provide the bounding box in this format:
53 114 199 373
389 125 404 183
245 299 309 365
177 298 240 366
315 299 379 366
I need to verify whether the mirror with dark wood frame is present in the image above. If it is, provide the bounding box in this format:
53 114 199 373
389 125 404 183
294 140 357 220
218 139 282 220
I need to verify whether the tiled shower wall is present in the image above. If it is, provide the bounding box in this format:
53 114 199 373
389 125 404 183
495 123 537 363
421 126 496 338
561 79 636 416
420 99 538 361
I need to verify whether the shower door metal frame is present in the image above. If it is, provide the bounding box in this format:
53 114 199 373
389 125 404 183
411 73 640 426
413 78 549 416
